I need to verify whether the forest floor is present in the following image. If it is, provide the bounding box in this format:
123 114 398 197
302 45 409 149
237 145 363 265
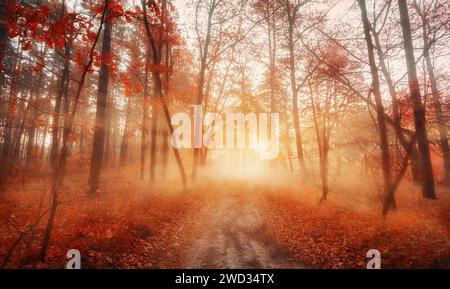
0 167 449 268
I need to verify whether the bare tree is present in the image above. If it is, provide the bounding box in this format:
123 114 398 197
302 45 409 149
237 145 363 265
397 0 436 199
413 0 450 183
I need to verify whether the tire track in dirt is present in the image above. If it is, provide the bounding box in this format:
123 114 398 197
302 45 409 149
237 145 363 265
183 186 303 269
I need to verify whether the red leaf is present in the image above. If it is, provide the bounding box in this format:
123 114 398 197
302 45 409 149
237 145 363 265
87 31 96 42
75 52 84 66
22 41 32 51
134 83 142 93
55 37 65 50
94 5 104 14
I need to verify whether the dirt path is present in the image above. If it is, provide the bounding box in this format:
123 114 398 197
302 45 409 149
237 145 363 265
183 188 303 269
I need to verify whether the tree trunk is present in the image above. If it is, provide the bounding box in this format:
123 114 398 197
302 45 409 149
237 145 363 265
319 146 329 202
142 0 187 190
154 71 187 189
192 1 215 180
286 5 305 172
119 97 131 167
140 50 150 179
397 0 436 199
50 49 70 168
25 70 44 173
372 27 421 183
88 8 112 195
0 47 21 184
0 1 9 70
410 148 421 182
161 129 169 179
422 27 450 183
149 94 158 182
358 0 394 214
103 96 112 166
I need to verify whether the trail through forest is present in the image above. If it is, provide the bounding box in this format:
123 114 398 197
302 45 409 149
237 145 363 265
182 184 303 269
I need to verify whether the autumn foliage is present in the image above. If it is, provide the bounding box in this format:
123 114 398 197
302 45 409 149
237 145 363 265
0 0 449 270
263 186 449 268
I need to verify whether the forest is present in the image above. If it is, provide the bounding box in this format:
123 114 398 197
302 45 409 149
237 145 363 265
0 0 448 269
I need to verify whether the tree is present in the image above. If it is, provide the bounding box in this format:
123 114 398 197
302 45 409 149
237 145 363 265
397 0 436 199
141 0 187 190
284 0 311 172
358 0 394 213
413 0 450 183
307 42 351 202
140 48 150 179
88 4 113 195
368 0 421 183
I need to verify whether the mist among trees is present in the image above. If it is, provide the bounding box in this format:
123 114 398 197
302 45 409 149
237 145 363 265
0 0 448 269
